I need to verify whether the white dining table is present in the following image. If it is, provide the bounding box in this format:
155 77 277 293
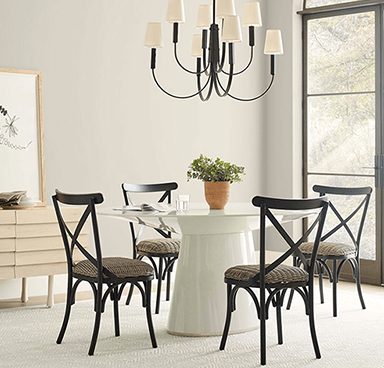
99 203 309 337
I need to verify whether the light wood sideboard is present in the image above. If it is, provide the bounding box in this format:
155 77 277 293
0 206 88 307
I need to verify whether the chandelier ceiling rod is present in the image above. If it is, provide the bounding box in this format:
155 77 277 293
144 0 284 102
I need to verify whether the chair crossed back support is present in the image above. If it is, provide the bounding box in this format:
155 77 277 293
312 185 372 257
220 195 329 366
252 196 329 286
122 182 178 254
52 189 157 356
53 190 118 280
121 182 179 314
302 185 373 317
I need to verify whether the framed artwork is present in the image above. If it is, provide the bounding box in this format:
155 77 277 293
0 68 45 205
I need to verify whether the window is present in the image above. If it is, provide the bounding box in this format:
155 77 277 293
303 3 382 284
305 0 361 8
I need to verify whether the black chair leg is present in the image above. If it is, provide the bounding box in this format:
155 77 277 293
286 289 294 310
166 260 171 301
332 259 338 317
56 277 73 344
276 292 283 345
260 287 266 366
219 284 233 350
318 262 324 304
354 258 366 310
286 257 296 310
144 281 158 348
155 258 163 314
125 284 135 306
113 286 120 337
308 286 321 359
125 255 145 305
88 284 103 356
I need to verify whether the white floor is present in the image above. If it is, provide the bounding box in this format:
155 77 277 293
0 281 383 368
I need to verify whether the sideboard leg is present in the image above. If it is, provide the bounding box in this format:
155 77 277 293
47 275 54 308
21 278 28 303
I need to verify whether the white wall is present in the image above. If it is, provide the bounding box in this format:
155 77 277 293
265 0 303 198
263 0 303 251
0 0 273 298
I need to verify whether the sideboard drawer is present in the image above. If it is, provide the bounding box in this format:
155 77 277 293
16 222 88 238
16 223 61 238
0 238 16 252
15 234 88 252
0 210 16 224
0 266 15 279
16 207 84 224
0 225 16 239
15 248 84 266
16 249 65 266
15 263 67 278
0 252 15 266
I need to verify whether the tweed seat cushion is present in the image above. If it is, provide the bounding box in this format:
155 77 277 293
225 264 308 285
73 257 154 279
137 238 181 255
300 241 356 257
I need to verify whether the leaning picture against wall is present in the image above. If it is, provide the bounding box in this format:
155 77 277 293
0 69 45 205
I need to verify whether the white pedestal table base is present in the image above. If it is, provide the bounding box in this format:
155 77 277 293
167 230 257 336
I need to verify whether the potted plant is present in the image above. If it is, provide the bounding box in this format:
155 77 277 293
187 154 245 209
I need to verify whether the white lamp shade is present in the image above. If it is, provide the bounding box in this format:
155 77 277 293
264 29 283 55
197 4 212 29
166 0 185 23
192 34 203 57
243 2 262 27
217 0 236 19
144 22 163 48
222 15 242 43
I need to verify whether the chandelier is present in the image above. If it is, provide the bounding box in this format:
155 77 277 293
144 0 283 102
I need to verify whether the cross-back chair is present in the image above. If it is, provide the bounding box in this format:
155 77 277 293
122 182 180 314
287 185 372 317
219 195 328 366
53 190 157 355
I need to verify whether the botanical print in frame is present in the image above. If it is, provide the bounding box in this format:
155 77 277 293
0 68 45 205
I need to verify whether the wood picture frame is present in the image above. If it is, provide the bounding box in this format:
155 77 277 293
0 68 45 205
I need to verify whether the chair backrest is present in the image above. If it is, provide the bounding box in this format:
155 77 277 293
121 182 178 206
312 185 372 255
121 182 178 257
252 196 329 286
52 189 116 280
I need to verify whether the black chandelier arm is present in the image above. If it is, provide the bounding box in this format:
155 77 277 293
214 64 234 97
173 44 210 75
202 30 210 76
198 76 215 102
197 68 214 102
217 42 227 73
221 47 254 76
152 69 211 100
217 74 275 102
202 48 210 76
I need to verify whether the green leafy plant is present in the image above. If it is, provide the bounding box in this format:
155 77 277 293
187 154 245 183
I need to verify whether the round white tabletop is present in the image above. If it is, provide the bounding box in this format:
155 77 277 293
99 203 305 337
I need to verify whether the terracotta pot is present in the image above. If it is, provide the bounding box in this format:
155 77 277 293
204 181 230 210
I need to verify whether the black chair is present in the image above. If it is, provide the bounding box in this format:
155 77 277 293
122 182 180 314
52 190 157 356
219 196 328 366
287 185 372 317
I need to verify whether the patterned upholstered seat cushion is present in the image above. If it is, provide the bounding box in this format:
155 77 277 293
137 238 181 256
73 257 154 279
300 241 356 257
225 264 308 285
